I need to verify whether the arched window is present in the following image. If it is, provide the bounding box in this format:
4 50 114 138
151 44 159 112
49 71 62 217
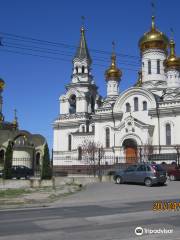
134 97 138 111
69 95 76 114
78 147 82 160
76 66 78 73
148 60 151 74
92 125 95 133
82 66 85 73
143 101 147 111
68 135 72 151
166 124 171 145
157 59 160 74
82 125 85 133
0 149 5 166
105 128 110 148
126 103 131 112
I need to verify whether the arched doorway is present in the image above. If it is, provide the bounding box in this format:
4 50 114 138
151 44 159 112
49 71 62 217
123 139 138 164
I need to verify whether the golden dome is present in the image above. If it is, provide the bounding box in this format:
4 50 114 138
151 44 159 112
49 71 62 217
164 39 180 70
0 79 5 91
139 16 169 52
105 53 122 81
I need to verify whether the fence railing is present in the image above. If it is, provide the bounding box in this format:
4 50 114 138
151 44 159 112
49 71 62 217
52 153 179 176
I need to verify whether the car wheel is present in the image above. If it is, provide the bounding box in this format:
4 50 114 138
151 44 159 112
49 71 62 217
116 176 123 184
144 178 152 187
169 174 176 181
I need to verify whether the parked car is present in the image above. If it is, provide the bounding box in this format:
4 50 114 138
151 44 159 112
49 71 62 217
113 163 167 187
11 165 33 179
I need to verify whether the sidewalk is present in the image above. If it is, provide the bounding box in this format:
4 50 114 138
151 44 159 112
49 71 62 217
0 182 83 210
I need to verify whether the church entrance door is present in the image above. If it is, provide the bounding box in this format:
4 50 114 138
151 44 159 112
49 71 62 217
123 139 138 164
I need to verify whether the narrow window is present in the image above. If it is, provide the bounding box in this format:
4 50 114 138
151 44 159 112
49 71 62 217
157 59 160 74
82 66 85 73
126 103 131 112
82 125 85 133
143 101 147 111
148 60 151 74
106 128 110 148
68 135 72 151
76 66 78 73
134 97 138 111
69 95 76 114
92 125 95 133
166 124 171 145
78 147 82 160
91 97 95 113
86 123 89 133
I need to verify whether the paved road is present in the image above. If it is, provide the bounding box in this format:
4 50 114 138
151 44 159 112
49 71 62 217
0 181 180 240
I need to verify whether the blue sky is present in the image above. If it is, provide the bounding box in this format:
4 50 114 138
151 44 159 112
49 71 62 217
0 0 180 150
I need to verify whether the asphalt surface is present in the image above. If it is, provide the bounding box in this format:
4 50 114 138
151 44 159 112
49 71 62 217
0 181 180 240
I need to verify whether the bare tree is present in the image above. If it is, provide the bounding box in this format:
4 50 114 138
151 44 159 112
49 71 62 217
142 144 154 162
81 140 104 178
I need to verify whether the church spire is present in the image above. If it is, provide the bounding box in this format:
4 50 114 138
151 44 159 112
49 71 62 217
0 78 5 123
74 18 92 64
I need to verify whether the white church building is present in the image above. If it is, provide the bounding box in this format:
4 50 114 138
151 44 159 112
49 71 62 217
53 16 180 167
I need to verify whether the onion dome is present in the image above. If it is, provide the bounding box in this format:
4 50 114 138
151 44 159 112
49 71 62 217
105 52 122 81
0 79 5 91
139 16 169 52
164 39 180 71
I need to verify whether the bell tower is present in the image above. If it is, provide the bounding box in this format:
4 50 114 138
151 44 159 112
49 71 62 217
59 24 98 115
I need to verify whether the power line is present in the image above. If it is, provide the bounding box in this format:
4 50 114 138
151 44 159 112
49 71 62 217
0 48 139 72
0 31 171 63
2 42 141 68
0 31 140 60
0 31 171 73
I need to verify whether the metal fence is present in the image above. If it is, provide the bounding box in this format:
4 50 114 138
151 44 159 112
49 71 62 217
52 153 179 176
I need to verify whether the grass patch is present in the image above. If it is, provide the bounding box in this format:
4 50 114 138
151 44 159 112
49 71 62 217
0 189 32 198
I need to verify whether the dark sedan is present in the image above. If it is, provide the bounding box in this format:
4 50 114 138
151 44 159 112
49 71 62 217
113 163 167 187
11 165 33 179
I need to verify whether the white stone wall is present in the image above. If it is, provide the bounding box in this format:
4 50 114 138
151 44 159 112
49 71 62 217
107 80 119 97
166 69 180 88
